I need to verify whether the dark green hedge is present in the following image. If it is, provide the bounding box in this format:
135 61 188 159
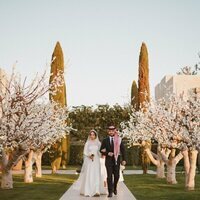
69 144 84 165
42 151 51 166
125 146 141 166
43 143 190 167
68 144 142 166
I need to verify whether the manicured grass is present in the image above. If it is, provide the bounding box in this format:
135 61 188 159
41 165 81 170
3 167 199 200
125 165 187 172
0 174 77 200
125 165 156 170
124 174 200 200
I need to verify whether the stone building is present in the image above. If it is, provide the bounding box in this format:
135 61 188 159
155 75 200 100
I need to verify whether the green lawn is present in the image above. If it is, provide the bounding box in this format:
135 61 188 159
0 174 77 200
125 165 187 172
124 174 200 200
1 169 200 200
125 165 156 170
41 165 80 170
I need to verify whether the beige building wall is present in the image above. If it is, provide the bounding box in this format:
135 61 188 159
155 75 200 101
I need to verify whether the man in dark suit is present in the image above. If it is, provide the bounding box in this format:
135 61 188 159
100 125 126 198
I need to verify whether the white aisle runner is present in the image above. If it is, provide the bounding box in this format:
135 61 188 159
60 182 136 200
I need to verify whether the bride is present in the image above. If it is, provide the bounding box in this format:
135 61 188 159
75 130 107 197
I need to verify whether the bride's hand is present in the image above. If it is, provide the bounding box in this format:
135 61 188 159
108 152 114 157
89 154 94 160
101 148 106 153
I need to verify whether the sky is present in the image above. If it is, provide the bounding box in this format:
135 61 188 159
0 0 199 106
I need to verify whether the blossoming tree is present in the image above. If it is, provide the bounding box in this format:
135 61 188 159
0 69 70 189
121 93 200 190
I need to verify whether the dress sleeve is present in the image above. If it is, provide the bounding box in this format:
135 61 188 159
97 142 102 157
83 142 89 157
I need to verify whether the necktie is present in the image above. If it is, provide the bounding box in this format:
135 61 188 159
111 137 114 152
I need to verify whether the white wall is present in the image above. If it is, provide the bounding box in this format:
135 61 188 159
155 75 200 100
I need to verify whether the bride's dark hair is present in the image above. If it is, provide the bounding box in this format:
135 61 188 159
89 130 97 138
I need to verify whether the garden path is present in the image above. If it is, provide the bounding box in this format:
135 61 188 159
60 181 136 200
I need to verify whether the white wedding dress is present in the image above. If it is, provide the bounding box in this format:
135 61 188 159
100 157 108 193
73 137 107 197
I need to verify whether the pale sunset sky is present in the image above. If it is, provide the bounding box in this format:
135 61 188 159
0 0 199 106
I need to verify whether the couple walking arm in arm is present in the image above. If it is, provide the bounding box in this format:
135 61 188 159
100 126 126 198
75 126 126 198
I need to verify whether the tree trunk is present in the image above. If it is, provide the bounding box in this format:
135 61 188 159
1 151 13 189
197 150 200 173
24 150 34 183
145 149 165 178
0 146 29 189
61 134 70 169
145 148 166 178
1 169 13 189
51 157 61 174
66 135 70 164
12 159 23 171
157 148 171 179
165 149 183 184
182 149 190 188
35 151 43 178
61 136 67 169
50 142 62 174
166 160 177 184
141 141 151 174
157 161 165 178
187 150 198 190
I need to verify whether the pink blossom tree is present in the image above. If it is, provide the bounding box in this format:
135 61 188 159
121 93 200 189
0 69 70 189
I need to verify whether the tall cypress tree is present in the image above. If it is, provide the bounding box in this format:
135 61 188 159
49 41 69 171
131 80 138 109
138 42 150 107
49 41 66 106
138 42 151 174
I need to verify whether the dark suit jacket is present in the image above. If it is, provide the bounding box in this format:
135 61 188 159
100 136 126 166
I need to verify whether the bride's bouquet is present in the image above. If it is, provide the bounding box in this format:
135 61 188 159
89 153 95 161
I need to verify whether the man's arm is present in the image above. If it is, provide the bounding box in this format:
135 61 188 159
100 139 107 156
120 140 126 164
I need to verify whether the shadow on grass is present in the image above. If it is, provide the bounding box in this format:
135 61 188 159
0 174 78 200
